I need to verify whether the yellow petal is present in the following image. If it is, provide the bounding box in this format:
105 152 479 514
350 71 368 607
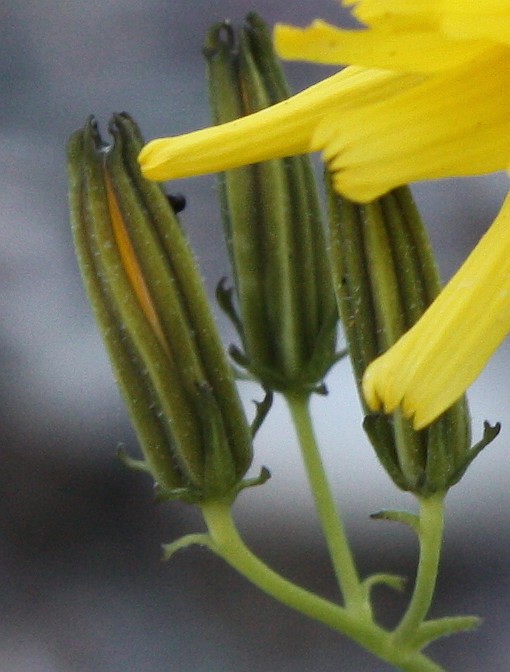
344 0 510 47
139 104 310 181
138 66 420 182
312 47 510 202
274 19 489 72
342 0 438 21
104 171 169 354
441 0 510 45
363 191 510 429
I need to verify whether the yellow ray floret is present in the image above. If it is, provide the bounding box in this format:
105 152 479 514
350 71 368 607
139 67 419 182
311 47 510 202
273 19 490 72
343 0 510 46
342 0 439 24
440 0 510 44
363 193 510 430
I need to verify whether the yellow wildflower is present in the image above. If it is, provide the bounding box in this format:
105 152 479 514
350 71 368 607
138 1 510 428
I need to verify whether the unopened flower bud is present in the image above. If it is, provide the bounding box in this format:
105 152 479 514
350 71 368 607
67 114 260 503
327 184 499 495
206 14 339 394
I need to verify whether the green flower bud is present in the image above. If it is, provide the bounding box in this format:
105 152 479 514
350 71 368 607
206 14 339 394
327 183 499 495
67 113 261 504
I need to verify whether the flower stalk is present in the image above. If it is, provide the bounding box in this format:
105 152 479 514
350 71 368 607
200 501 449 672
391 495 445 647
285 393 366 614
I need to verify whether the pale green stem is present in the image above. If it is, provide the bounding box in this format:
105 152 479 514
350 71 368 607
202 499 355 631
392 494 446 647
285 393 366 613
201 500 446 672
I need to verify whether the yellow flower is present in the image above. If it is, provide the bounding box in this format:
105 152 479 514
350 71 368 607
138 1 510 428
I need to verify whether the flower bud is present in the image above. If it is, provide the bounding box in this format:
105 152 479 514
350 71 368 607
206 14 339 394
67 114 260 503
327 184 499 495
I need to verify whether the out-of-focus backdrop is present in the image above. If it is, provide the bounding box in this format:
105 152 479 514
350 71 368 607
2 1 509 670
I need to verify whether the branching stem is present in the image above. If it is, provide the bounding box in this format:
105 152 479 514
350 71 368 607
392 495 446 647
200 500 446 672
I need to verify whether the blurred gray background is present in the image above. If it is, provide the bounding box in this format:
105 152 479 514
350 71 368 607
1 1 509 670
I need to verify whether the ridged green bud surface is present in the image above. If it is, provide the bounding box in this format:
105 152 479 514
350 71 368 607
206 14 339 394
327 184 498 495
67 114 256 504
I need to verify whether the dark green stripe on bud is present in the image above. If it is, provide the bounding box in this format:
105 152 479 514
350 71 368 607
67 114 257 504
327 183 494 495
206 14 339 394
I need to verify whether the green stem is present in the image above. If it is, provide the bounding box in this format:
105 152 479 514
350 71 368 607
201 500 446 672
285 393 366 613
202 499 354 631
392 495 445 647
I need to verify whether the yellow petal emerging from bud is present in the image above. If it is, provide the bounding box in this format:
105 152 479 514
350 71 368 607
68 115 257 503
103 173 169 354
363 193 510 430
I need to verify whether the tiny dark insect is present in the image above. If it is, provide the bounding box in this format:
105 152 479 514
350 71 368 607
166 193 187 213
